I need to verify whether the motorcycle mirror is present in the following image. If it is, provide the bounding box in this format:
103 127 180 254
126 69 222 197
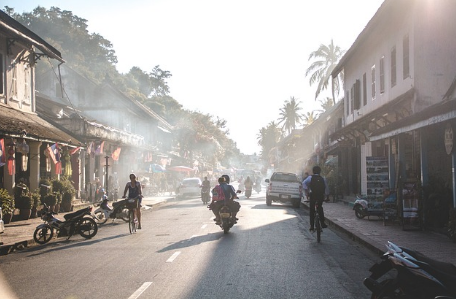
236 190 242 193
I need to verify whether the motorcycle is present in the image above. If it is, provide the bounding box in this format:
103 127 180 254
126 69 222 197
364 241 456 299
93 195 129 224
353 193 397 219
201 188 210 205
245 186 252 198
218 204 236 234
254 182 261 193
33 204 98 244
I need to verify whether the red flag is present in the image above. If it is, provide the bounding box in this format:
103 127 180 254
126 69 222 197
111 147 121 161
47 143 58 164
55 161 62 175
70 147 81 155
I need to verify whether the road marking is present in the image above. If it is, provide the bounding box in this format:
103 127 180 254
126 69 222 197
201 224 207 229
166 251 181 263
128 282 152 299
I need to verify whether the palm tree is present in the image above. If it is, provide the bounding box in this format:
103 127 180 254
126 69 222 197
305 39 345 105
257 121 281 159
302 111 319 126
319 97 334 111
277 97 303 135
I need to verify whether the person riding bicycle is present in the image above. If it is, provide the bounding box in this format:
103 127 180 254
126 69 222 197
303 166 329 231
122 173 143 229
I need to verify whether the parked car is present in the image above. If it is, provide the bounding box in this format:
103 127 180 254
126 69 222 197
265 172 302 208
177 178 202 198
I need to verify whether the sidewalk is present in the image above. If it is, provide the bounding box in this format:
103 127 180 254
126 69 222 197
302 198 456 265
0 195 174 256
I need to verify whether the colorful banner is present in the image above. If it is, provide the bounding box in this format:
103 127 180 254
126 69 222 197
111 147 121 161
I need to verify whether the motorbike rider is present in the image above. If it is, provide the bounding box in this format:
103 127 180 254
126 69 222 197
244 176 253 191
303 166 329 231
201 176 210 199
210 175 240 224
122 173 143 229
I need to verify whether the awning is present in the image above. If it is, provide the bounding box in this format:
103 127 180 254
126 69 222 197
369 99 456 141
0 103 82 146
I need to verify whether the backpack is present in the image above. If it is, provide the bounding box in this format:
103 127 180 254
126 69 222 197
212 185 226 201
310 175 325 198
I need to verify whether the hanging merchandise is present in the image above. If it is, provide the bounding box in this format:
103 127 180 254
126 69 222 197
63 151 72 177
7 146 15 175
21 154 28 171
16 139 29 154
0 138 5 167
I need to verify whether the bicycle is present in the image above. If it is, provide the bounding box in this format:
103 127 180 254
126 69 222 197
304 198 325 243
125 196 140 234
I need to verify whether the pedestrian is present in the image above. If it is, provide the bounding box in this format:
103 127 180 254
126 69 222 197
303 166 329 231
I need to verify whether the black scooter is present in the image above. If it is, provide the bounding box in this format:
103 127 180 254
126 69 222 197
364 241 456 298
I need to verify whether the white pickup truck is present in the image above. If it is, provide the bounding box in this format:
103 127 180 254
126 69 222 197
265 172 302 208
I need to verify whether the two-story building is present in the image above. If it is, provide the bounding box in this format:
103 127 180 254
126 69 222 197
331 0 456 227
0 10 81 195
35 64 174 199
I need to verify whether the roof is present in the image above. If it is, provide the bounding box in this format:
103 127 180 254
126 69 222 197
0 103 82 146
0 10 64 63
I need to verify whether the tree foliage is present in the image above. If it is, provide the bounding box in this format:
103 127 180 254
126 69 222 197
277 96 303 136
305 39 345 105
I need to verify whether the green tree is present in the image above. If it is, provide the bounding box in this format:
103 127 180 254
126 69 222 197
257 121 281 160
319 97 334 111
305 39 345 105
302 111 319 126
277 96 303 135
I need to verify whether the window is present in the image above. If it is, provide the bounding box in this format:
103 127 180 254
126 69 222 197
24 65 31 104
371 65 376 99
350 85 354 114
363 73 367 106
354 80 361 110
380 56 385 94
403 35 410 79
11 63 17 99
0 53 3 95
345 90 349 116
391 46 397 87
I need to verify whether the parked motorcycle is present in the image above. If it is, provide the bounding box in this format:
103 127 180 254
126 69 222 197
93 195 129 224
364 241 456 298
353 193 397 219
33 204 98 244
201 188 210 205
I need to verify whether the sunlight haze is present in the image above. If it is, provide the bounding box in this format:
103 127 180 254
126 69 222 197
6 0 385 155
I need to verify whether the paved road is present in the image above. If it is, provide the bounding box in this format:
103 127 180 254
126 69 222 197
0 193 378 299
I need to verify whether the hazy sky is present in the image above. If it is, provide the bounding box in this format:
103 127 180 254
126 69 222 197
6 0 384 155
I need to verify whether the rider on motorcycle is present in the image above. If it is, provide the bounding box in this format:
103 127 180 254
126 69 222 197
201 176 210 199
244 176 253 190
210 175 241 224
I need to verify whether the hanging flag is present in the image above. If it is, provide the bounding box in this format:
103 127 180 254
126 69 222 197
47 143 58 164
70 147 81 155
7 146 15 175
111 147 121 161
0 139 5 166
55 161 62 175
87 141 94 155
95 141 105 155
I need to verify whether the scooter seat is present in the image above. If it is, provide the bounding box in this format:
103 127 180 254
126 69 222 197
112 199 127 208
64 207 90 221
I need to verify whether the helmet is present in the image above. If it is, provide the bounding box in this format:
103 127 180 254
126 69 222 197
221 174 230 184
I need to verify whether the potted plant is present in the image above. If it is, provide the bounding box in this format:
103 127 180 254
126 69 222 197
16 195 33 220
60 176 76 212
51 178 65 213
0 188 14 224
42 193 57 212
30 189 41 218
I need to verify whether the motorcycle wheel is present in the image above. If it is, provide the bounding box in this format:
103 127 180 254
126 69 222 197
33 226 54 244
94 211 108 224
355 206 366 219
120 208 130 222
223 225 230 234
78 218 98 239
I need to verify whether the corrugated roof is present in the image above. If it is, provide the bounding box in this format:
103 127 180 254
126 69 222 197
0 103 81 146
